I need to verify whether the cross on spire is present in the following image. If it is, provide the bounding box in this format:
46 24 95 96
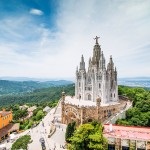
94 36 100 44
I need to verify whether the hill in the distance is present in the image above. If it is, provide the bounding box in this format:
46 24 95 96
0 80 73 95
0 84 75 107
0 76 149 95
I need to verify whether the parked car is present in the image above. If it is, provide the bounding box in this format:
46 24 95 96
41 142 46 150
39 137 46 150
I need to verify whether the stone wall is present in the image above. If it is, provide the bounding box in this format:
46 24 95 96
107 137 150 150
61 97 128 125
104 101 132 124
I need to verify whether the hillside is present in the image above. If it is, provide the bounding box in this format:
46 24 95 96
117 85 150 127
0 84 75 107
0 80 73 95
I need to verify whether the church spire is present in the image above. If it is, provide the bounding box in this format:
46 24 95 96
109 55 114 70
100 51 106 70
80 55 85 70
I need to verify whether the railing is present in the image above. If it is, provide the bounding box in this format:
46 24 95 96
103 102 132 124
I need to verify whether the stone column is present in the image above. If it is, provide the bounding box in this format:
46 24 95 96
96 97 101 121
115 138 121 150
80 107 84 125
61 91 65 124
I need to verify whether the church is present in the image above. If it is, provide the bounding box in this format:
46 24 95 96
75 36 118 104
61 37 127 125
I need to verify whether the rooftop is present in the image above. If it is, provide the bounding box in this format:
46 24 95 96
64 96 119 107
0 123 19 139
28 106 37 112
0 111 12 117
104 124 150 141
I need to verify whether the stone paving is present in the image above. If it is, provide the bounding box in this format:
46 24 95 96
28 102 67 150
3 101 67 150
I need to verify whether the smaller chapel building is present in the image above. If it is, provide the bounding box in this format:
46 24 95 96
61 37 128 125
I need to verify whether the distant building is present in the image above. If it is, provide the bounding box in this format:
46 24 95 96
61 37 130 125
0 109 19 141
104 124 150 150
19 104 29 110
27 106 37 118
0 109 12 129
27 106 37 112
43 106 51 113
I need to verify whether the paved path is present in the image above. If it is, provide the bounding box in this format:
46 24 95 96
103 101 132 124
4 101 67 150
28 102 67 150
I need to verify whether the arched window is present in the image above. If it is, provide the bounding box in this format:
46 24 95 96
88 94 91 100
99 83 101 88
88 77 91 84
79 82 81 87
79 94 81 99
88 119 93 122
110 93 112 97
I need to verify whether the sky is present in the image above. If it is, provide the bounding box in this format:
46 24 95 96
0 0 150 80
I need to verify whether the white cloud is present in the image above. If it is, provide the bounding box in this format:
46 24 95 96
0 0 150 79
29 8 43 16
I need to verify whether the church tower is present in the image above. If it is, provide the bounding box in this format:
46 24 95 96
75 36 118 104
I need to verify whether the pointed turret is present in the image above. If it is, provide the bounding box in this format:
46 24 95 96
102 57 106 70
76 66 78 74
88 57 92 70
115 67 117 72
80 55 85 70
89 57 91 64
107 55 114 71
114 67 117 81
109 55 114 69
99 51 106 70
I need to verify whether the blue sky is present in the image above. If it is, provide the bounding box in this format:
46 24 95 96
0 0 150 79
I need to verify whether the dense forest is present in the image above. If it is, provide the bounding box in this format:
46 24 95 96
0 84 75 107
0 80 73 95
117 86 150 127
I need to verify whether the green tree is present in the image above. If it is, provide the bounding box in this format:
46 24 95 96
88 123 107 150
13 108 28 121
116 86 150 127
68 122 107 150
36 110 44 121
65 121 76 142
11 135 31 150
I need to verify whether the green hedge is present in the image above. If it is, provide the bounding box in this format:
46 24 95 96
11 135 31 150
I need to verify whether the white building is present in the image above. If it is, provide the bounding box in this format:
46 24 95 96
75 36 118 104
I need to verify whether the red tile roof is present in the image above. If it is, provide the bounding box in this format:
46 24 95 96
104 124 150 141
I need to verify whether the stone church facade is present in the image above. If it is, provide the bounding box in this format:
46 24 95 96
61 37 127 125
75 36 118 104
